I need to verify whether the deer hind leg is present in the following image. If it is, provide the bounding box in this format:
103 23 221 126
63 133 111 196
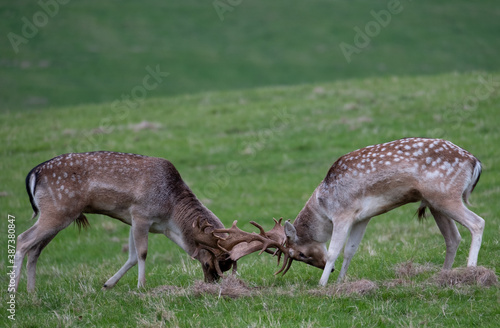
432 201 485 267
26 233 58 292
14 213 73 292
337 218 371 283
320 220 351 286
430 208 461 270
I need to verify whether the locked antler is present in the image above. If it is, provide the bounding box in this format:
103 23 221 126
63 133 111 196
191 217 237 277
213 218 292 276
192 217 293 277
250 218 293 275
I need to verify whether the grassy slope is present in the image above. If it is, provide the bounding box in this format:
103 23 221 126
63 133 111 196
1 72 499 327
1 0 500 110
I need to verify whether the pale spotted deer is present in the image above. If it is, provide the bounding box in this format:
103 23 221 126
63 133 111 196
280 138 484 286
218 138 484 285
14 151 238 292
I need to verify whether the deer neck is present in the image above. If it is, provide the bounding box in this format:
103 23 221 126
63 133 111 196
293 191 333 244
168 187 223 256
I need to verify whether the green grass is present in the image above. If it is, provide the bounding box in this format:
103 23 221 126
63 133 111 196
1 0 500 110
1 72 499 327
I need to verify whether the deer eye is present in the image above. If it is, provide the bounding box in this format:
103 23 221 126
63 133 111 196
299 252 306 259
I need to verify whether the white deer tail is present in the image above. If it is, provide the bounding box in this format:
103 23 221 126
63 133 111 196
463 159 482 206
25 168 40 220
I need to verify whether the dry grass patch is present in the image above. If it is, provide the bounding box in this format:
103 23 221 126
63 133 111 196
434 266 498 287
192 275 257 299
150 284 187 296
394 261 436 279
310 279 377 297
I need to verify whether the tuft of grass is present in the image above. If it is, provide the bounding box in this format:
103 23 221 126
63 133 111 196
434 266 498 287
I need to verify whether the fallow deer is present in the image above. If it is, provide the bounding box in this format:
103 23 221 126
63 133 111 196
14 151 239 292
280 138 484 286
216 138 484 286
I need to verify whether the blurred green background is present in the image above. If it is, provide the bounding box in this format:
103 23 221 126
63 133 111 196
1 0 499 111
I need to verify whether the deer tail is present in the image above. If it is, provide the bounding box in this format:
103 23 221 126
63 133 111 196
463 159 482 206
25 167 40 220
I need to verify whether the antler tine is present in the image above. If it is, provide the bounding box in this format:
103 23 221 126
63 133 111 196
250 221 267 236
275 255 293 276
192 216 214 231
268 217 292 276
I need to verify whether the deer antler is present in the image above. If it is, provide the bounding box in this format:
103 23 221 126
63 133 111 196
251 218 293 275
192 217 293 277
191 217 230 277
213 218 292 276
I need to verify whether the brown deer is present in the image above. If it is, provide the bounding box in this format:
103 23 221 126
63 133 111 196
219 138 484 286
281 138 484 285
14 151 242 292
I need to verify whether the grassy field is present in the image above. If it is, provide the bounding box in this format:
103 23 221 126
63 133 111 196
1 0 500 111
1 71 499 327
1 0 500 326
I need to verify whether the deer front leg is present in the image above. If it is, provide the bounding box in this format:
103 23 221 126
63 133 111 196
103 228 138 289
319 221 351 286
337 218 370 282
132 219 151 288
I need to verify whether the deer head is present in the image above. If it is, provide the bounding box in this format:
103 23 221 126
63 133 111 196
190 217 236 281
283 220 328 271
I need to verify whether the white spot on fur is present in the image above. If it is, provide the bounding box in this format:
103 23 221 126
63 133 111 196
426 171 440 179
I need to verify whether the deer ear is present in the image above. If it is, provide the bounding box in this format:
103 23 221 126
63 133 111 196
284 221 297 243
